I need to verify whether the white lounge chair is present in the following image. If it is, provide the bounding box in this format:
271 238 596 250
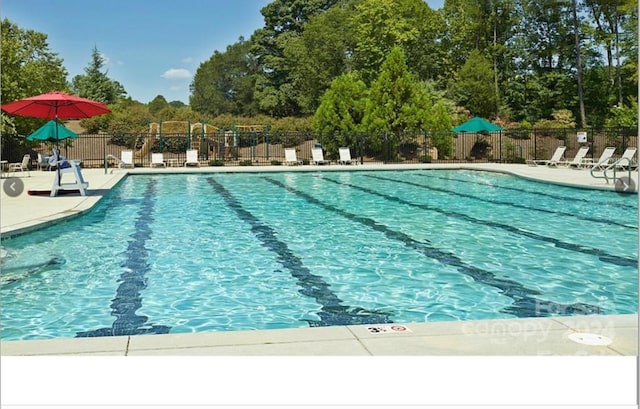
120 150 134 168
614 147 637 170
560 146 590 168
284 148 302 165
338 147 353 165
184 149 199 167
8 154 31 176
586 147 616 171
527 146 566 167
151 153 166 167
311 147 330 165
51 159 88 197
37 153 51 171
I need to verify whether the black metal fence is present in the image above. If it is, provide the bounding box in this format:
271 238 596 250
1 127 637 169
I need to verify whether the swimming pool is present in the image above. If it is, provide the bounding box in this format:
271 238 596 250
0 170 637 340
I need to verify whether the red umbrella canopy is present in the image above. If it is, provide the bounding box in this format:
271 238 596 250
1 91 111 119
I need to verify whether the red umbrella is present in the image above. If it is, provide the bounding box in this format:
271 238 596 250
1 91 112 186
1 91 111 120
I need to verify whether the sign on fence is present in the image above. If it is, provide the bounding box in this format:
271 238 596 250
577 131 587 143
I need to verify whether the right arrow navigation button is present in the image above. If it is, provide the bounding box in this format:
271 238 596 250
614 176 636 194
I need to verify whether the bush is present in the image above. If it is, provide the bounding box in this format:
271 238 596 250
209 160 224 166
239 159 253 166
270 160 282 166
419 155 432 163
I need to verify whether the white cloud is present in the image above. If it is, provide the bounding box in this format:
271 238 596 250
182 57 193 64
169 85 183 92
100 53 110 65
161 68 191 79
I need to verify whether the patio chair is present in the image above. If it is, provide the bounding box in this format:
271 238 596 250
310 147 330 165
120 150 134 168
8 154 31 176
559 146 590 168
151 153 166 167
586 147 616 171
37 153 51 171
338 147 353 165
526 146 566 167
614 147 637 170
284 148 302 165
184 149 199 167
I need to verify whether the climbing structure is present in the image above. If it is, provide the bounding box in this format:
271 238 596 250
147 121 221 160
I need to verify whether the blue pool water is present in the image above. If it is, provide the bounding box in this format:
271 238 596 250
0 170 637 340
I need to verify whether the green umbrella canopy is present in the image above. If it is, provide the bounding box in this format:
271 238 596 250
452 116 503 133
26 120 78 142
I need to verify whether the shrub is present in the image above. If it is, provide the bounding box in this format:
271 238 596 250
270 160 282 166
239 159 253 166
209 160 224 166
419 155 432 163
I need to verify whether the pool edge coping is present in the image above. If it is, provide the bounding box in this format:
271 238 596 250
1 313 637 356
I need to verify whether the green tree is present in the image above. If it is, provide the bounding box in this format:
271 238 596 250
71 46 126 105
362 47 430 157
427 101 454 158
284 6 355 114
251 0 340 117
148 95 169 115
606 98 639 128
440 0 481 78
449 49 498 118
585 0 637 106
105 99 153 134
169 100 186 109
618 0 638 105
0 18 68 134
313 72 368 153
190 38 259 116
351 0 442 84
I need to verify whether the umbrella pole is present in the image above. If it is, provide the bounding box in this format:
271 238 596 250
55 115 61 191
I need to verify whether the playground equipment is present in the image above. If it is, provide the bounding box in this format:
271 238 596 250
228 124 270 161
147 121 221 162
145 121 270 163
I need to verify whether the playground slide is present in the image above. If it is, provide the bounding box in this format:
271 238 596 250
135 139 150 159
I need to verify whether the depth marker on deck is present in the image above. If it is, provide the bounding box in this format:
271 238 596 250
367 325 412 334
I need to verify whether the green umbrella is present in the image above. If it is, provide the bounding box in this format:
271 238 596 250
452 116 503 133
26 120 78 142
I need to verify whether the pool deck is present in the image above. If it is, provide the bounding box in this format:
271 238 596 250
0 163 637 356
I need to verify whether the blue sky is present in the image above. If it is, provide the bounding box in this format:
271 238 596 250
2 0 445 105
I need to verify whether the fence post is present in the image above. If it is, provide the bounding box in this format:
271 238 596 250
103 134 107 174
201 121 207 160
251 131 256 162
187 119 191 151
